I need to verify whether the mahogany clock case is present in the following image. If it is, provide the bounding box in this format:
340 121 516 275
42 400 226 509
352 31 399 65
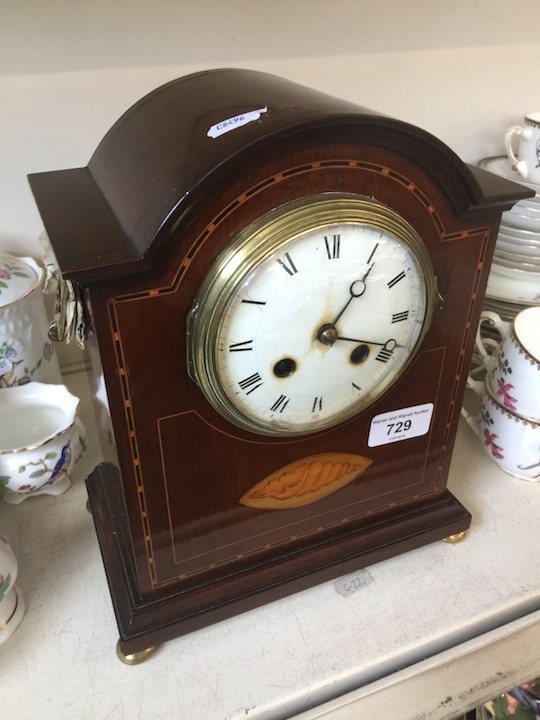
28 69 531 654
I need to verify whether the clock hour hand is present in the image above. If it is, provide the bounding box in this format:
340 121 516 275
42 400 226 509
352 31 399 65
318 264 376 346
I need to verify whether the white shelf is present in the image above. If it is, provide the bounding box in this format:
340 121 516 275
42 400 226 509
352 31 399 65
1 370 539 720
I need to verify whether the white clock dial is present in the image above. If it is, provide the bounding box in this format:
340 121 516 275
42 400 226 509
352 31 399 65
188 195 438 436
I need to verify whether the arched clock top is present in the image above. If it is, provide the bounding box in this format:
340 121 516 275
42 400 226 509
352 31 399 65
29 68 531 284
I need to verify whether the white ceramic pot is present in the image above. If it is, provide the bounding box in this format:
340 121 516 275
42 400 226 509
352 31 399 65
0 532 25 644
0 252 61 388
0 383 87 504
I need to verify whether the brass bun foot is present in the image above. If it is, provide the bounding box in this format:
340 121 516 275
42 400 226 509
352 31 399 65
116 641 156 665
442 530 467 544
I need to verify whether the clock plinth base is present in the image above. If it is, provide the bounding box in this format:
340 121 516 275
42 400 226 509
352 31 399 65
87 462 471 656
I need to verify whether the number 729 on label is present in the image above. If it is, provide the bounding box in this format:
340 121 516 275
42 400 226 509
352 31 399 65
367 402 434 447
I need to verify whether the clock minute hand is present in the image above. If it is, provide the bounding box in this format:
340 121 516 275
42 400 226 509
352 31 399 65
336 336 385 346
330 263 374 326
336 337 397 349
338 337 399 364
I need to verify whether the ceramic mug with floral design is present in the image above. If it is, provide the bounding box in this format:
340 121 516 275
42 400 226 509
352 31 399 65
0 383 87 504
464 377 540 481
476 307 540 422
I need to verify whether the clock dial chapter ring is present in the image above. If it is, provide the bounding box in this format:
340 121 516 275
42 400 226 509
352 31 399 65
188 194 439 437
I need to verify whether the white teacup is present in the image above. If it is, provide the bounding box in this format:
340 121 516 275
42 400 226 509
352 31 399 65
0 383 87 504
464 378 540 481
475 307 540 422
505 112 540 183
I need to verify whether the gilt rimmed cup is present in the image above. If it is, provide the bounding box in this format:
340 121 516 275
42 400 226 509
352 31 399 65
463 378 540 481
476 307 540 422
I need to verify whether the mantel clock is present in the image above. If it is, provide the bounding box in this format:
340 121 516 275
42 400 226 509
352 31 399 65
28 69 530 659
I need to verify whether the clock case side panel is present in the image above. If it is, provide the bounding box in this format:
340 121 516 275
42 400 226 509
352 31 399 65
84 282 168 593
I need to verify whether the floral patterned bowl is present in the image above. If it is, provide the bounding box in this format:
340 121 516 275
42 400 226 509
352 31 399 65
0 383 87 504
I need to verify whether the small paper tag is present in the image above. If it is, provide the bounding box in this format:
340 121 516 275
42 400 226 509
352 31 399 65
207 107 268 138
334 570 374 597
368 402 434 447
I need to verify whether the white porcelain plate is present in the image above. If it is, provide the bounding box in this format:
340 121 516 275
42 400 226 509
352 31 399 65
499 222 540 241
486 269 540 304
503 209 540 232
494 249 540 270
497 237 540 257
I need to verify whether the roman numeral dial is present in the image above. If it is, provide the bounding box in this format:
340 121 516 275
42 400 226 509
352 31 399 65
392 310 409 323
388 270 406 288
189 195 436 436
324 234 341 259
276 252 298 276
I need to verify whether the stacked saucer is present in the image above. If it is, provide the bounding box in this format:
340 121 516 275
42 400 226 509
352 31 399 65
474 156 540 359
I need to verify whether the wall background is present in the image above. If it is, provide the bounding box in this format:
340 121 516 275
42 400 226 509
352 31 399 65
2 0 540 364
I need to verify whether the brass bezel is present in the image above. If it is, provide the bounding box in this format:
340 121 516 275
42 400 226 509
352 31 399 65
187 193 439 436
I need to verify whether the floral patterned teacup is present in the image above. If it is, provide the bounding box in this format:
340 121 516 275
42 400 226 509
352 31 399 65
464 377 540 481
476 307 540 422
0 383 87 504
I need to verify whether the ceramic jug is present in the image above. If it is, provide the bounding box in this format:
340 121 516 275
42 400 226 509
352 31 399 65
0 251 61 387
